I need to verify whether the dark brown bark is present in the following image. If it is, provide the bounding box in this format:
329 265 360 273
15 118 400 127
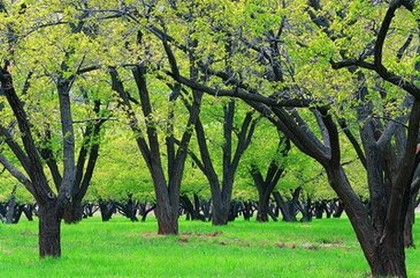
156 207 179 235
62 127 102 223
38 205 61 258
256 193 270 222
180 194 205 221
62 202 84 224
272 190 299 222
211 202 230 225
403 207 415 248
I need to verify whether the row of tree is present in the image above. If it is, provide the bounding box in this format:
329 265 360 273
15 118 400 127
1 0 419 277
1 189 352 224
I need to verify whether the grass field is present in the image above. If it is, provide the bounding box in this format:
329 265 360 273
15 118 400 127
0 216 419 277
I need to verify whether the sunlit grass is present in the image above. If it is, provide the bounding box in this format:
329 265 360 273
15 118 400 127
0 216 419 277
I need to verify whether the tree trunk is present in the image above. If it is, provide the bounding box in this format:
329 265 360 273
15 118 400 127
256 193 270 222
272 191 297 222
38 205 61 258
156 207 178 235
62 200 83 224
372 241 407 278
211 198 229 225
5 195 16 224
403 196 416 248
326 166 408 278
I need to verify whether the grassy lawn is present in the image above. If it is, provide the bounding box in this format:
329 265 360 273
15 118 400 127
0 216 419 277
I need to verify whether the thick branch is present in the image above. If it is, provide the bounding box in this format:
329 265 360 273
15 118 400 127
0 154 35 195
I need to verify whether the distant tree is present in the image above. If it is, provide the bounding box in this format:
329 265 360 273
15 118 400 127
185 99 258 225
108 25 203 233
249 131 290 222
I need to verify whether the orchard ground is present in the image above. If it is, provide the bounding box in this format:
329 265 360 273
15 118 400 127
0 216 419 277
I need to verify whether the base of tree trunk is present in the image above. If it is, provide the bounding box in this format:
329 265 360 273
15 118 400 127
256 212 269 222
211 210 229 226
369 244 407 278
157 215 179 235
403 225 414 248
38 206 61 258
403 198 416 248
257 198 269 222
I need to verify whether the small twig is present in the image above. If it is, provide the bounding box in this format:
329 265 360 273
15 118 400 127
372 116 409 129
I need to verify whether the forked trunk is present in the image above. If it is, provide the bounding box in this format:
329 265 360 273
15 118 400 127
38 205 61 258
326 166 408 278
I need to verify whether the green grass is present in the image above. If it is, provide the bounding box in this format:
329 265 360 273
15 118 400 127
0 216 419 277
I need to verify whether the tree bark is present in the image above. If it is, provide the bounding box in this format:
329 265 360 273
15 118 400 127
211 201 230 225
256 193 270 222
326 165 408 278
374 243 406 278
403 193 416 248
156 206 178 235
62 201 83 224
38 205 61 258
272 191 297 222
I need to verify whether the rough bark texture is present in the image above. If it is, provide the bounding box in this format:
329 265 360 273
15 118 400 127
257 193 270 222
403 195 416 248
156 206 179 235
62 202 84 224
38 205 61 258
211 201 230 225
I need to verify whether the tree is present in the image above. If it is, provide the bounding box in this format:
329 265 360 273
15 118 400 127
186 98 258 225
321 1 420 275
108 44 202 234
0 0 111 257
122 1 418 276
249 131 290 222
